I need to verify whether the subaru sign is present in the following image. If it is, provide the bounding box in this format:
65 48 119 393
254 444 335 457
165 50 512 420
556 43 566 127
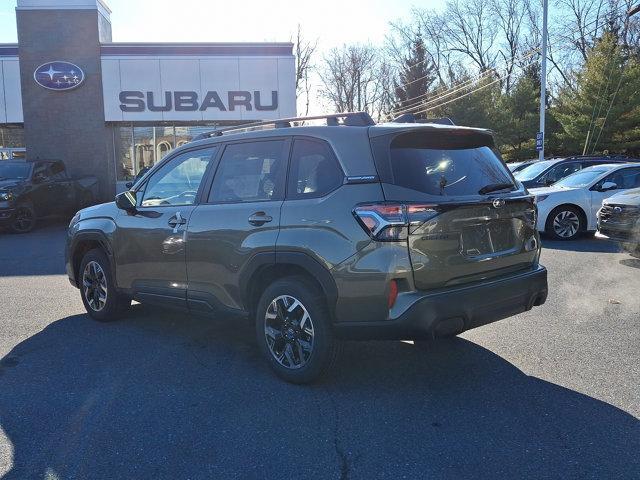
33 61 84 91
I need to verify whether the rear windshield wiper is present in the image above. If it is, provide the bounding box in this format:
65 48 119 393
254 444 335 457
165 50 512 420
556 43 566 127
478 183 515 195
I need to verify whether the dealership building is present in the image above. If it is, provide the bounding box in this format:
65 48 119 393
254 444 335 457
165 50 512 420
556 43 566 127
0 0 296 199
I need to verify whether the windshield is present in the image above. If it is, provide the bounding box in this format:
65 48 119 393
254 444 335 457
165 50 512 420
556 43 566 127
554 169 608 188
514 160 557 181
0 162 31 180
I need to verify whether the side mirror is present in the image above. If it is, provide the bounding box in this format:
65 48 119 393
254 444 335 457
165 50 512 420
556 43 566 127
600 181 617 191
544 178 555 186
115 190 137 211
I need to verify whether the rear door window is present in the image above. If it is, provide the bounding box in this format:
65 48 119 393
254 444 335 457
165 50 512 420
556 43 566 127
386 132 514 196
540 162 581 184
287 138 343 199
208 140 287 203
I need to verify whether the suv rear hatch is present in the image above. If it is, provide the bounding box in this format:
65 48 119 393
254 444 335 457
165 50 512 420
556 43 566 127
367 126 540 290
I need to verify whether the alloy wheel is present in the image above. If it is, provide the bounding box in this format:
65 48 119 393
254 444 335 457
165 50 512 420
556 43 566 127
553 210 580 238
12 207 34 233
264 295 314 370
82 260 108 312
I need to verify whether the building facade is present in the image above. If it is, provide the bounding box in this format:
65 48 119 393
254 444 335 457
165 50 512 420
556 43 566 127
0 0 296 199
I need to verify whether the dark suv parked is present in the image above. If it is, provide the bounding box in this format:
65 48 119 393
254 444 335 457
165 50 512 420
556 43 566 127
66 113 548 383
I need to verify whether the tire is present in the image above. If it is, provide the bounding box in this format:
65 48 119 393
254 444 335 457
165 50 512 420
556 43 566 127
545 205 584 240
10 202 36 234
79 248 130 322
255 276 341 384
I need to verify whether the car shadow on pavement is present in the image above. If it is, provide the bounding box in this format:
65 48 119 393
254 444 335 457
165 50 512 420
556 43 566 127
0 307 638 479
619 258 640 269
542 236 622 253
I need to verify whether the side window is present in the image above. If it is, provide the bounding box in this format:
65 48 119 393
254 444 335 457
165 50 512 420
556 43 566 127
208 140 287 203
543 162 581 183
33 163 52 182
287 139 343 199
141 147 216 207
599 168 640 190
50 162 67 181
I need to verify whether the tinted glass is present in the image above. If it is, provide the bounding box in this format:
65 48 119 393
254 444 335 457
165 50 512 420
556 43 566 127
0 162 31 179
141 147 215 207
596 167 640 190
554 168 608 188
209 140 287 203
288 139 343 199
390 143 514 196
541 162 582 184
514 160 558 181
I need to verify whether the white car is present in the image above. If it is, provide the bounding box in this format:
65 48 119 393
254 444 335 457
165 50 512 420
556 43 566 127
529 163 640 240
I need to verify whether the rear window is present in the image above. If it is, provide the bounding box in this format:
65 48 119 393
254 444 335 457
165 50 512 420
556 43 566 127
388 132 514 196
515 160 556 181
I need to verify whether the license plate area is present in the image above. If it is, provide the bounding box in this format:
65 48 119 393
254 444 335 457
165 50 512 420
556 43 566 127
461 220 516 257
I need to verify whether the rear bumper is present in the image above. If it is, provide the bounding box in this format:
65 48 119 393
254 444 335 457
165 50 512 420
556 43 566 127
334 265 548 340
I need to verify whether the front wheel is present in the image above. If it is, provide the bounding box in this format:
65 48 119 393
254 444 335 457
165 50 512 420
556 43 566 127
79 248 130 322
546 206 584 240
10 203 36 233
255 276 341 384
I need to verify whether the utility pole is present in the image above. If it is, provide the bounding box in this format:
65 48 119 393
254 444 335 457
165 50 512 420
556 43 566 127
538 0 549 161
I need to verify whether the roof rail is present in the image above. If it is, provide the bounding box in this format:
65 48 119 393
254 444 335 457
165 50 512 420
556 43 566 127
389 113 455 126
192 112 375 140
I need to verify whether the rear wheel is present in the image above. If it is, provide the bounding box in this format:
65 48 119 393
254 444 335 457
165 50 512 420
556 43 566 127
546 205 584 240
10 203 36 233
79 249 130 322
255 276 341 384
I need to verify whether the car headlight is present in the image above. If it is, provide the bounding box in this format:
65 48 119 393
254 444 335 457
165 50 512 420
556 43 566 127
0 191 13 201
535 195 549 203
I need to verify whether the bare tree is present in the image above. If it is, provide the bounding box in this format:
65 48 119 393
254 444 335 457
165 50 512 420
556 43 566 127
491 0 527 92
294 25 318 116
442 0 499 72
319 45 386 116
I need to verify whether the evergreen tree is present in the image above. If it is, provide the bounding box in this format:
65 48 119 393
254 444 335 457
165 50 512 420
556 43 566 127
430 72 502 129
394 33 436 117
494 65 540 161
554 32 640 155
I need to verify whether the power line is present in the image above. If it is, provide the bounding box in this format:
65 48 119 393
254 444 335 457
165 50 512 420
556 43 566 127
388 5 631 119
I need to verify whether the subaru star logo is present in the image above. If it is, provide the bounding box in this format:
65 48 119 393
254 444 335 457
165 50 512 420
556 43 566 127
33 61 84 91
492 199 506 208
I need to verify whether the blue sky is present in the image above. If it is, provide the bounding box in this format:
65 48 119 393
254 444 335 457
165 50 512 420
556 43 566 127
0 0 445 48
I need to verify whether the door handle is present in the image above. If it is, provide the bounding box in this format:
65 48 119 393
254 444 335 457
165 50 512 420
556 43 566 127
248 212 273 226
168 211 187 232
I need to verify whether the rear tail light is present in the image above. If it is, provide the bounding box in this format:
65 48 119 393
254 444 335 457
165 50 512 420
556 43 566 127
353 203 439 241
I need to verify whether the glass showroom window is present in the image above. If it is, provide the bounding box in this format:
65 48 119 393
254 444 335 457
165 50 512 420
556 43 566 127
115 123 221 181
0 125 24 148
115 125 134 181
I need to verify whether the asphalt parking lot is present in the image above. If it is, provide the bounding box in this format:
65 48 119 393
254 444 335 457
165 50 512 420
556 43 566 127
0 222 638 479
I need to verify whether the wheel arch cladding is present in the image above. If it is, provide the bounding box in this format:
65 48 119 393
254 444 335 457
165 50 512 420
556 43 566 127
71 231 114 288
241 251 338 319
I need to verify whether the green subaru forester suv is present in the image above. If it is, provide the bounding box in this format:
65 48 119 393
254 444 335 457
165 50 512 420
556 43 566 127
66 113 548 383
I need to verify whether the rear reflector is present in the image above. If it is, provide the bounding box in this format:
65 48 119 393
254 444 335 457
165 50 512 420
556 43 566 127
353 203 439 241
388 279 398 309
